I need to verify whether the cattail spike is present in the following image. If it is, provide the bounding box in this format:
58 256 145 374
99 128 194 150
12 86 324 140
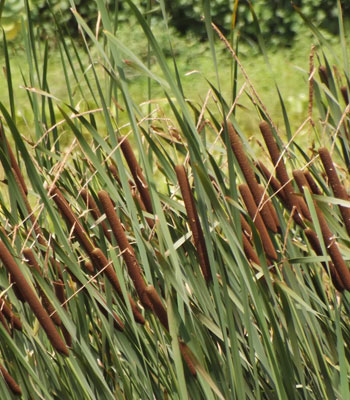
225 122 278 232
0 364 22 395
0 299 22 331
239 184 277 261
0 240 68 355
318 147 350 236
175 166 212 282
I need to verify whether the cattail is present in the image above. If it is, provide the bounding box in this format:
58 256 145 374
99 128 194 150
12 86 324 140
304 170 322 195
80 188 112 243
0 364 22 396
242 234 260 265
50 185 95 257
315 207 350 290
318 65 329 87
131 185 155 228
256 161 287 203
259 121 309 224
256 184 280 231
118 136 153 214
341 86 349 105
84 260 94 274
0 125 28 196
239 184 277 261
0 311 10 335
225 122 278 232
53 280 71 347
240 214 252 239
305 229 344 291
175 166 212 282
0 240 69 355
0 299 22 331
108 163 122 186
143 285 168 330
50 257 64 281
98 190 151 304
23 248 62 327
179 341 197 377
91 248 145 324
318 147 350 236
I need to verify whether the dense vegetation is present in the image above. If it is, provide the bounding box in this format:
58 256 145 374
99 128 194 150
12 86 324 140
0 1 350 399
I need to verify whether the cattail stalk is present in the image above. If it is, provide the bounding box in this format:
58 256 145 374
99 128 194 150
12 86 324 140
304 170 322 195
50 185 95 257
53 280 72 347
242 234 260 265
91 248 145 324
259 121 311 223
23 248 62 327
341 86 349 105
0 240 68 355
305 229 344 291
0 125 28 196
226 122 278 232
318 147 350 236
256 161 287 203
239 184 277 261
80 189 112 243
118 137 153 214
0 364 22 396
98 190 152 304
175 166 212 282
0 299 22 331
294 171 350 290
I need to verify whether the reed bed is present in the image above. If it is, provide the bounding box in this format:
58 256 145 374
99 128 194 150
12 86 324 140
0 1 349 399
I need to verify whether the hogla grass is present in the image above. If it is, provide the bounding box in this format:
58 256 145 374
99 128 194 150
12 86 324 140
222 119 350 292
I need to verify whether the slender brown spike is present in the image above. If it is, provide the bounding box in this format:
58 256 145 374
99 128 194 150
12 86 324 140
0 311 10 335
97 190 151 305
225 122 277 232
315 207 350 290
291 170 312 221
175 166 212 282
0 299 22 331
118 136 153 214
256 161 287 203
341 86 349 105
91 248 145 324
0 125 28 196
304 170 322 195
11 168 46 247
53 280 71 347
239 184 278 261
50 258 64 281
305 229 344 292
0 240 68 355
108 163 122 186
50 185 95 257
259 121 307 225
318 65 329 87
242 234 260 265
318 147 350 236
131 187 155 228
80 189 112 243
84 260 95 274
179 341 197 377
256 184 280 231
240 214 252 239
23 248 62 327
0 364 22 396
143 285 168 330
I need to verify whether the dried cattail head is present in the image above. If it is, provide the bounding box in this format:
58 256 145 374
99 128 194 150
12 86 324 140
98 190 150 306
341 86 349 105
0 299 22 331
303 170 322 195
318 65 329 87
0 364 22 396
143 285 168 330
118 136 153 214
0 240 68 355
175 165 212 282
